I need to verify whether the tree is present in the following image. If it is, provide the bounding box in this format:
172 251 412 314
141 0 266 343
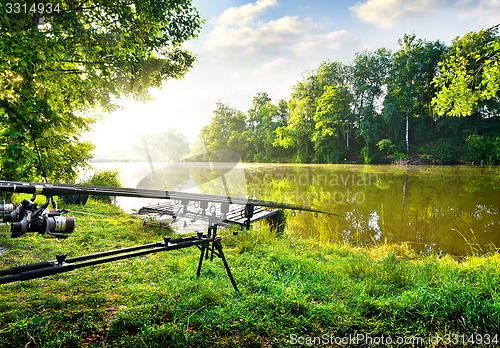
246 92 271 161
0 0 203 181
246 93 289 162
432 25 500 117
351 48 391 161
384 35 445 155
274 60 351 162
313 86 353 162
136 127 190 162
274 97 315 162
201 102 248 161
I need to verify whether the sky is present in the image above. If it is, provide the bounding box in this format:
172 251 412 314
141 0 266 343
82 0 500 159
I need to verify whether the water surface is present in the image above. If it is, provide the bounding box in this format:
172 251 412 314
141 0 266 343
90 162 500 255
243 164 500 255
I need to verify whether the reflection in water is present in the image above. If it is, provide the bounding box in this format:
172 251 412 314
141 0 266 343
90 162 500 256
136 150 245 195
243 164 500 256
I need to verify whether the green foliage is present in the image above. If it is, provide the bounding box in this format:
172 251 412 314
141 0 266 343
196 28 500 165
377 139 396 155
276 97 315 162
192 96 293 163
353 48 392 155
432 141 457 164
0 107 95 183
361 146 373 164
83 169 122 188
2 205 500 347
274 61 352 163
81 169 122 204
384 34 446 155
462 135 499 165
391 152 406 161
246 93 289 162
313 86 352 162
195 102 248 161
432 26 500 116
0 0 202 181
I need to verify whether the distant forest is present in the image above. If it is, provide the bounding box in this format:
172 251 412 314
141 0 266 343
190 29 500 165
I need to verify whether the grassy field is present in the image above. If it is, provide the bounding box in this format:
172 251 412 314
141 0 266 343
0 198 500 347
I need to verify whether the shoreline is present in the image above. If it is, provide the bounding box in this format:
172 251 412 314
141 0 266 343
1 200 499 347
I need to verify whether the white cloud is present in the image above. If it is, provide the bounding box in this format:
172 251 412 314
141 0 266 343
456 0 500 25
216 0 278 26
203 13 306 54
257 57 288 74
292 30 359 58
350 0 499 28
202 0 363 69
259 16 311 46
84 1 367 159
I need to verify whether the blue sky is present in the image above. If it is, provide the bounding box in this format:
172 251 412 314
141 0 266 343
83 0 499 159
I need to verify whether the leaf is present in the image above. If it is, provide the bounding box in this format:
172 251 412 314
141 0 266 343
0 0 202 181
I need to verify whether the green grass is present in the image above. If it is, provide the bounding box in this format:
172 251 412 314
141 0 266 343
1 198 500 347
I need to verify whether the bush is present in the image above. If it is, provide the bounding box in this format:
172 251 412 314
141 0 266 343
462 135 498 165
80 169 122 204
496 137 500 162
316 150 346 163
389 152 406 162
432 141 457 164
361 146 372 164
376 139 396 155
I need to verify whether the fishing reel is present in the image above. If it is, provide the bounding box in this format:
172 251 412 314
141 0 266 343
1 195 75 239
2 201 24 223
0 202 17 215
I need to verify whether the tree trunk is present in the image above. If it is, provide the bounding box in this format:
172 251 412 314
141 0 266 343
346 124 349 155
406 112 409 156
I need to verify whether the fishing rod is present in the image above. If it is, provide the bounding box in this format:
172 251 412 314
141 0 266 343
0 187 243 292
0 231 238 291
0 180 339 217
0 180 342 291
1 103 334 290
1 190 74 239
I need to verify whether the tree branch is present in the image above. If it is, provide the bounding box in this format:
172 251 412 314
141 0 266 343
486 23 500 32
61 60 114 65
46 68 86 73
60 0 135 13
0 99 23 121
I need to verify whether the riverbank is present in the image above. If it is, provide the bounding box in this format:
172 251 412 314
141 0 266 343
1 199 499 347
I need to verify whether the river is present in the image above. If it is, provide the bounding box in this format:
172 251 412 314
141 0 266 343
87 161 500 256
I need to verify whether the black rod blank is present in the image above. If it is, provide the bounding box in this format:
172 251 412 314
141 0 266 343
0 235 228 287
0 180 340 217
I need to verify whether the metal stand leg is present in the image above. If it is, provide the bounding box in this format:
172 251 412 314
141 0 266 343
196 225 239 293
196 243 206 277
214 238 240 293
